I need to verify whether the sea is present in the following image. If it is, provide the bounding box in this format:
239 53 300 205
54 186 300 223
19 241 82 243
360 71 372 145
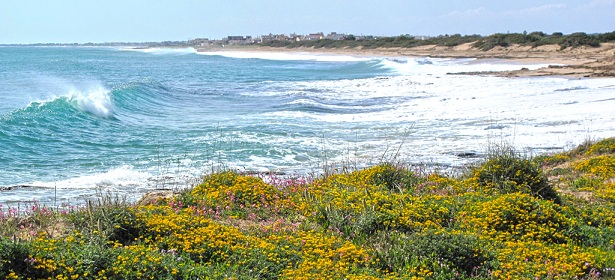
1 46 615 209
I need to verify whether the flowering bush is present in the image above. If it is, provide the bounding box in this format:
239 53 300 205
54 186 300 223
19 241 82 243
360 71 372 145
574 155 615 179
367 230 497 278
459 193 574 243
534 153 571 167
188 171 283 208
367 163 425 192
586 137 615 155
471 146 559 202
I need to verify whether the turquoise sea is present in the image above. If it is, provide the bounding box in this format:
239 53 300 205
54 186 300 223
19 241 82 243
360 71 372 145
1 46 615 207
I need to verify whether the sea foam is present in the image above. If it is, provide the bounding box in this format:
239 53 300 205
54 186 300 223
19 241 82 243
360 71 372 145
29 166 152 190
197 51 372 62
66 86 114 118
120 47 197 55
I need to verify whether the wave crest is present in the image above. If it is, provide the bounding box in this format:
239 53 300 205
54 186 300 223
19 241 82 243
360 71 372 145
66 86 114 118
2 85 115 121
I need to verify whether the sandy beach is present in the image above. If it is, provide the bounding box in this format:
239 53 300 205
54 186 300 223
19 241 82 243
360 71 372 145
198 42 615 78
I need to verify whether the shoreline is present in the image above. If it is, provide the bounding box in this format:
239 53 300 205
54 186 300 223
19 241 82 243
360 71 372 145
197 42 615 78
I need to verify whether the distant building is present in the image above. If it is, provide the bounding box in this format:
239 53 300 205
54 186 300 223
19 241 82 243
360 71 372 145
306 32 324 41
188 38 210 46
226 36 252 45
210 32 385 44
258 33 293 43
259 34 274 43
288 33 300 41
325 32 346 40
414 35 431 40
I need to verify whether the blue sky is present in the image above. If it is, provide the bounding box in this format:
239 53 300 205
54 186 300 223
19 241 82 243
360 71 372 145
1 0 614 44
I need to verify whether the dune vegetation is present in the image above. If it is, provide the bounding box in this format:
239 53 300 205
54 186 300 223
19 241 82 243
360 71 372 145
2 138 615 279
262 31 615 51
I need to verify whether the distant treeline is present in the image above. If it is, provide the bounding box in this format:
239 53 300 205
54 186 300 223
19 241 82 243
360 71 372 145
262 31 615 50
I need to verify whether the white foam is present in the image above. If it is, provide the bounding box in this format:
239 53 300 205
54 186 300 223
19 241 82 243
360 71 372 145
22 78 115 118
120 47 197 55
257 72 615 165
376 57 552 76
30 166 152 189
197 51 372 62
66 86 114 118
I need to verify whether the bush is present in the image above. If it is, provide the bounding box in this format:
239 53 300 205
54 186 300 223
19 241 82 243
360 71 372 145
533 153 570 167
313 204 384 237
559 32 600 49
574 155 615 179
598 31 615 42
471 145 559 202
68 200 144 245
368 163 424 192
572 176 604 191
472 34 509 50
461 193 575 243
368 230 497 278
187 171 282 208
586 137 615 155
0 239 49 279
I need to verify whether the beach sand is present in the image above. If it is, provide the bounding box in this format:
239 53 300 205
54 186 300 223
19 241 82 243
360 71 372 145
197 42 615 78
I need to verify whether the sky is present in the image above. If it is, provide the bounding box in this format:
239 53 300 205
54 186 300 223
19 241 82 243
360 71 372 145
1 0 614 44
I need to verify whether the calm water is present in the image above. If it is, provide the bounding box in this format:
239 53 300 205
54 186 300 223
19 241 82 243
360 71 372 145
1 46 614 207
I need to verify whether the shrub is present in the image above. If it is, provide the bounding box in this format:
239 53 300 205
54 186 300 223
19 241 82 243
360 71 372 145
0 239 49 279
493 240 598 278
187 171 283 209
68 201 144 245
460 193 575 243
313 203 385 237
574 155 615 179
569 138 595 155
368 163 424 192
598 31 615 42
572 176 603 191
546 167 572 176
577 225 615 249
559 32 600 49
396 195 456 231
367 230 497 278
586 137 615 155
471 145 559 202
472 34 509 51
308 169 399 236
560 194 615 227
533 153 570 167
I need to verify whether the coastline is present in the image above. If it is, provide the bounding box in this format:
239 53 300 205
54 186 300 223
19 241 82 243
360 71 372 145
196 42 615 78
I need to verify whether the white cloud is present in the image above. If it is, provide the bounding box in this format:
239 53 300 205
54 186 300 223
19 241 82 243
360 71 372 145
517 4 567 13
588 0 614 7
442 4 567 20
578 0 615 14
443 7 488 18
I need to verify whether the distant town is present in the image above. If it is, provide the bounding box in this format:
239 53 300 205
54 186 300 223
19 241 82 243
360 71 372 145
0 32 427 47
187 32 429 47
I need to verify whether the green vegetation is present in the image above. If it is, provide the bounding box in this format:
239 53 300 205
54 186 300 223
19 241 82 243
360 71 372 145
262 31 615 51
2 138 615 279
471 144 560 202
